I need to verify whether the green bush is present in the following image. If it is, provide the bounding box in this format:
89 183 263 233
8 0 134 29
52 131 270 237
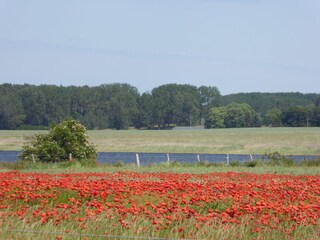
113 161 125 167
168 161 183 167
264 151 295 166
229 161 240 167
197 160 212 167
245 160 259 168
19 118 97 163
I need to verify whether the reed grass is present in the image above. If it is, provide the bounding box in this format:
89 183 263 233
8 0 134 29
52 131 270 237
1 213 319 240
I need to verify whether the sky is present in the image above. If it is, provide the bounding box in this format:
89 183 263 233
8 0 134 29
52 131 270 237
0 0 319 95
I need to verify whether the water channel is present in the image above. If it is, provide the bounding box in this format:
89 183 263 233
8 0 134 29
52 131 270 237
0 151 318 165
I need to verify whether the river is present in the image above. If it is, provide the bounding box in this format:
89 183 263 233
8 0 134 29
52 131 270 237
0 151 318 165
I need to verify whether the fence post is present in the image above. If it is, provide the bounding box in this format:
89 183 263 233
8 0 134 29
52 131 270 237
32 154 35 164
167 153 170 164
136 153 140 167
250 154 253 161
226 154 229 165
197 154 200 162
69 153 73 161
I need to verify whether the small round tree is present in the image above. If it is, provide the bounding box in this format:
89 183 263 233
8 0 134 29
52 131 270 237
20 118 97 163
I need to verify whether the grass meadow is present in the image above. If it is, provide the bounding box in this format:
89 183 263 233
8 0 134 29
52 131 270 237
0 127 320 155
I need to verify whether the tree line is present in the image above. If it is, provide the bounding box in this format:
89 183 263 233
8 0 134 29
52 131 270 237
220 92 320 127
0 83 319 130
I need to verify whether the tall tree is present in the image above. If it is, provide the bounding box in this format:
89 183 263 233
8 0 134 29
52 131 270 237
310 106 320 127
151 84 201 128
224 103 260 128
206 103 260 128
0 84 25 129
20 85 46 126
205 107 227 128
151 85 169 128
102 83 140 130
39 85 71 125
281 106 310 127
264 108 282 127
198 86 221 121
134 92 153 129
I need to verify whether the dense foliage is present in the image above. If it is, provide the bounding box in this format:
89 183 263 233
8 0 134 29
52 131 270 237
19 119 96 162
0 83 221 129
221 92 318 115
0 83 319 129
206 103 261 128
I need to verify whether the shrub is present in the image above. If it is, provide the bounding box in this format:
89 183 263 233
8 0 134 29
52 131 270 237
229 161 240 167
19 118 97 163
113 161 125 167
264 151 295 166
197 160 212 167
245 160 259 168
169 161 182 167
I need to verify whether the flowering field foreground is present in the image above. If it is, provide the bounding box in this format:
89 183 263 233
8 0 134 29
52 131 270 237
0 171 319 239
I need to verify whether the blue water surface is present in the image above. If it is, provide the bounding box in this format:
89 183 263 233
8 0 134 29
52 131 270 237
0 151 319 165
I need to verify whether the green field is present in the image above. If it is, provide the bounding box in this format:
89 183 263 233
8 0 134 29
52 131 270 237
0 127 320 155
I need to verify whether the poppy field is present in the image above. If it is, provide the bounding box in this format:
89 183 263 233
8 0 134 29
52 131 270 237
0 171 319 239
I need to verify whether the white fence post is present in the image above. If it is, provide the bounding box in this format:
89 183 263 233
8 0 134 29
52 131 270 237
226 154 230 165
136 153 140 167
32 154 35 164
69 153 73 161
250 154 253 161
167 153 170 164
197 154 200 162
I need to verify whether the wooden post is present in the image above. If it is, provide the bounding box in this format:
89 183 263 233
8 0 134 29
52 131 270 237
197 154 200 162
136 153 140 167
32 154 35 164
69 153 72 161
226 154 229 165
167 153 170 164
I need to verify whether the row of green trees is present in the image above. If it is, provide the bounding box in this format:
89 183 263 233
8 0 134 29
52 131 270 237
206 103 320 128
264 106 320 127
0 83 220 130
222 92 319 116
219 92 320 128
1 83 319 129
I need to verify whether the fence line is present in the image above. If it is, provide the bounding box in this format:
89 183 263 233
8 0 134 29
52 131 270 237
1 151 319 165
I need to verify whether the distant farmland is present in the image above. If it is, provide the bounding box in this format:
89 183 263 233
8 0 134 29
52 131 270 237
1 127 319 155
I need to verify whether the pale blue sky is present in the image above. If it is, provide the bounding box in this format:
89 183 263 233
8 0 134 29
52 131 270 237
0 0 319 95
